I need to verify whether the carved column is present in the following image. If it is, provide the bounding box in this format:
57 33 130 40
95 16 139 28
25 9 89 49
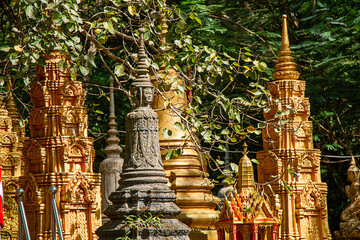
96 28 190 240
0 94 24 239
256 15 331 240
99 76 123 224
151 14 220 240
19 51 101 240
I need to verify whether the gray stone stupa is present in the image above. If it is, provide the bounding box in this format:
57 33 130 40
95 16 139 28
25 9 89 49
96 28 190 240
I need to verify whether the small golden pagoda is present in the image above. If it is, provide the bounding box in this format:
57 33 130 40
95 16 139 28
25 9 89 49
216 143 281 240
0 91 25 239
256 15 331 239
19 51 101 240
151 13 220 239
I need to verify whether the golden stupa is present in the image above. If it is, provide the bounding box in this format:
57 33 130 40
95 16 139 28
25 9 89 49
0 85 25 239
19 51 101 240
256 15 331 239
151 12 220 240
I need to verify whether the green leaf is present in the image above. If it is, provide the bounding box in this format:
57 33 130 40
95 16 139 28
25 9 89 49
220 128 230 135
115 64 125 77
95 110 104 114
84 54 96 68
162 128 172 138
218 145 226 151
104 21 115 34
80 65 89 76
165 150 174 160
230 163 238 173
251 159 261 165
173 122 185 131
25 5 36 19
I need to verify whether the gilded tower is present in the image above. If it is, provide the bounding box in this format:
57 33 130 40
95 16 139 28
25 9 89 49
20 51 101 240
0 92 25 239
256 16 331 239
151 14 220 240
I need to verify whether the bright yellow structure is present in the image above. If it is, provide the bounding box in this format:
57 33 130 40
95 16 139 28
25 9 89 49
256 15 331 239
19 51 101 240
216 143 281 240
151 16 220 240
0 92 25 240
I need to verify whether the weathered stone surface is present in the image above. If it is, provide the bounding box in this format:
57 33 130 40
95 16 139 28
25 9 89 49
336 157 360 239
100 76 123 224
96 28 190 240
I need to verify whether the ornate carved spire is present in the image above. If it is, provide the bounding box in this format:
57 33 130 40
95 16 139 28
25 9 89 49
273 15 300 81
99 75 123 223
160 12 168 46
257 15 331 240
238 142 255 197
104 75 122 156
97 28 190 239
132 28 152 88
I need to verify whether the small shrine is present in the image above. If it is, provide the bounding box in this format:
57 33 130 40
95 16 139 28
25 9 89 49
256 15 331 239
335 157 360 239
96 28 190 239
151 11 220 239
0 91 25 239
19 51 101 240
215 143 281 240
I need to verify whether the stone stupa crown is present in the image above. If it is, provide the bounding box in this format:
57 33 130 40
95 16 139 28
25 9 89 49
132 28 153 88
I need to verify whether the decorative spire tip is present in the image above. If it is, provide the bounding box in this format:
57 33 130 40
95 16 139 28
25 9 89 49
282 14 289 48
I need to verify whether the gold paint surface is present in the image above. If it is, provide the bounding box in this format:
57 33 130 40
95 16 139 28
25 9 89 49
0 95 24 239
256 16 331 240
19 51 101 240
152 66 220 239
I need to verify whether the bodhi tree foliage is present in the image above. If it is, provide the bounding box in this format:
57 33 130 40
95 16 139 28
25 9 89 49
0 0 285 173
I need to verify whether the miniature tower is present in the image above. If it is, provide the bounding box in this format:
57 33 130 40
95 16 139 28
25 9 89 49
216 143 281 240
0 94 24 239
151 14 220 240
99 76 123 224
19 51 102 240
96 28 190 240
256 15 331 239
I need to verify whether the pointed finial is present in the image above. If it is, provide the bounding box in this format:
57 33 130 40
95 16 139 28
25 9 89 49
238 142 255 196
242 142 248 156
272 15 300 81
132 28 153 88
160 13 168 46
281 15 289 48
350 156 356 166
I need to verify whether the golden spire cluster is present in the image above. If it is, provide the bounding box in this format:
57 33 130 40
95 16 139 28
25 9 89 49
238 142 255 196
273 15 300 81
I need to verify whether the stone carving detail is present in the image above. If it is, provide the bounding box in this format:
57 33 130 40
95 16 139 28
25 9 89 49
256 15 330 240
19 50 101 240
96 28 190 240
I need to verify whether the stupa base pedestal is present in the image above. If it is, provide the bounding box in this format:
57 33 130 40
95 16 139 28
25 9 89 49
189 229 218 240
335 222 360 240
96 189 190 240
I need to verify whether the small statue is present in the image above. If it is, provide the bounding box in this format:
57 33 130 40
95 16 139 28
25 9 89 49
340 157 360 225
